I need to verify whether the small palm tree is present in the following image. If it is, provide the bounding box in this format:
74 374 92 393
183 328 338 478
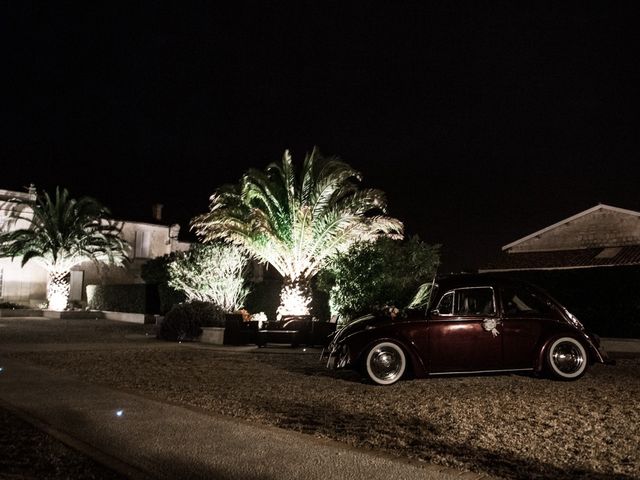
0 187 128 310
192 147 403 317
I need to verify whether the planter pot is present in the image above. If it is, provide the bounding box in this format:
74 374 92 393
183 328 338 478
200 327 225 345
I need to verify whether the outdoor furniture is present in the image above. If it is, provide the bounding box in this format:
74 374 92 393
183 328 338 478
224 314 260 345
257 316 336 347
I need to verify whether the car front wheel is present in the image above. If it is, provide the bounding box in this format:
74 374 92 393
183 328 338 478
364 341 407 385
546 337 588 380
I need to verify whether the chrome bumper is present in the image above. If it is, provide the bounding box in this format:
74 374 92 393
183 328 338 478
320 343 349 369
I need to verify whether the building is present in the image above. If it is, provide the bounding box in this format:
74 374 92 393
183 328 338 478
0 188 47 303
480 204 640 273
0 188 190 306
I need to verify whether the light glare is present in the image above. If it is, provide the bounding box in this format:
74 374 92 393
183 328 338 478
277 282 312 319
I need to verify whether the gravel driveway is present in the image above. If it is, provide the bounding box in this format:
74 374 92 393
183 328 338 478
1 317 638 479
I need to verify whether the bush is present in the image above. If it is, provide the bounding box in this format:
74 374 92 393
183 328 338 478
141 254 177 284
318 236 440 321
158 283 186 315
0 302 27 309
168 243 251 312
141 254 184 314
86 284 154 314
158 301 226 341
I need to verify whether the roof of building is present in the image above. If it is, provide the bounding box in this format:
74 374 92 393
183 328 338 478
502 204 640 251
481 245 640 272
0 188 36 203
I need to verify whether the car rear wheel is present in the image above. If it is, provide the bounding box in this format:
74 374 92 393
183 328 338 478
364 341 406 385
546 337 588 380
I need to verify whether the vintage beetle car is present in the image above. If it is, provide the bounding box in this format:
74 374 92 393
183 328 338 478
324 275 613 385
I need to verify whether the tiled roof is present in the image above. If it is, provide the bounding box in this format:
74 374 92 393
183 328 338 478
502 204 640 251
480 245 640 272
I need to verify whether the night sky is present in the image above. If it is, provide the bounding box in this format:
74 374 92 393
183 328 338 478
3 2 639 271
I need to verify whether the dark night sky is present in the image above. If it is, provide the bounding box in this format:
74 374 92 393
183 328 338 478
3 2 639 271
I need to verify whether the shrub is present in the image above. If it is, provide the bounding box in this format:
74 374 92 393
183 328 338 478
318 236 440 321
140 254 184 314
141 253 177 284
157 283 186 315
0 302 27 309
158 301 226 341
168 243 251 312
86 284 152 313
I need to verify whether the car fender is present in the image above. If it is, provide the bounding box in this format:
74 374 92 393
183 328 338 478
534 333 601 372
346 329 427 376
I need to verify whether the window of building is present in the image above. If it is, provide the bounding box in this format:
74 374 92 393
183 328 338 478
134 230 151 259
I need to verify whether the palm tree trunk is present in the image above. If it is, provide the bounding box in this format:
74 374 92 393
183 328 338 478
47 270 70 311
276 276 312 319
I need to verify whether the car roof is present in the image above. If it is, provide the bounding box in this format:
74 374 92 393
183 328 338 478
435 273 534 291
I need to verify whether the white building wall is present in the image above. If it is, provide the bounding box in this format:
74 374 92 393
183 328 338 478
1 187 190 304
0 257 48 305
77 221 187 292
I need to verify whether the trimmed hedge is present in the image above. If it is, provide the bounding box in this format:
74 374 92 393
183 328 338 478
158 301 226 341
86 284 157 314
0 302 27 309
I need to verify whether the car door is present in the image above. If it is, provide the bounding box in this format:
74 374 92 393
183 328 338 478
499 285 557 370
428 287 503 373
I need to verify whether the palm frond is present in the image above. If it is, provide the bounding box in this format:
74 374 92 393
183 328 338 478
192 149 404 282
0 187 129 272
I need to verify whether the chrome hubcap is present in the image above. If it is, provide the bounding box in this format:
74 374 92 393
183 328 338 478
370 346 402 381
552 342 585 374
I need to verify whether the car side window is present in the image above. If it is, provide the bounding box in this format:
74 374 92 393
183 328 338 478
501 287 554 316
436 291 454 314
454 288 495 316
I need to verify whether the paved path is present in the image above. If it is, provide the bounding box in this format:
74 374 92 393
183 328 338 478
0 356 488 480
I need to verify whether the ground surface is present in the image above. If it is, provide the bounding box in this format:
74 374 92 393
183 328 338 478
1 317 638 480
0 405 123 480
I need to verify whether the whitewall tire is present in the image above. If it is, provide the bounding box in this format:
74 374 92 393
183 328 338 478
546 337 588 380
365 341 407 385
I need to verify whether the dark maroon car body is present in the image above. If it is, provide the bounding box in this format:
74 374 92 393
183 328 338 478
325 275 612 384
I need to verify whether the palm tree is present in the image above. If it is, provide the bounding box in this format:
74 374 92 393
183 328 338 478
192 147 403 318
0 187 128 310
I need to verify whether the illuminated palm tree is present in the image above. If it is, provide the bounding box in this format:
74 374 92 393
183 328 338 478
0 187 128 310
192 147 403 317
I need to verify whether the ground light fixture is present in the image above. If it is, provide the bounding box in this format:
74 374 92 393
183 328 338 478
115 409 124 417
0 367 4 372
